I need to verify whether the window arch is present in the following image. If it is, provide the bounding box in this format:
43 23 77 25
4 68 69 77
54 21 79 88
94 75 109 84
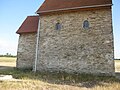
83 20 89 29
55 22 61 30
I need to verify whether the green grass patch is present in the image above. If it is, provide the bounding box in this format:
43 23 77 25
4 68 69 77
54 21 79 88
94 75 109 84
0 57 120 90
0 68 119 84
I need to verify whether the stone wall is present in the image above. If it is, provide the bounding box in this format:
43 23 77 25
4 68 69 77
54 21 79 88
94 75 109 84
37 8 115 75
17 33 36 69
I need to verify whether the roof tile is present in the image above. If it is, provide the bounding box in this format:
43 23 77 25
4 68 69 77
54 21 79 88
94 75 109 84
37 0 112 14
16 16 39 34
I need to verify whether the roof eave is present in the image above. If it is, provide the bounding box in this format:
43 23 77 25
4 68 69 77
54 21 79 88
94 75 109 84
16 31 37 34
36 4 112 14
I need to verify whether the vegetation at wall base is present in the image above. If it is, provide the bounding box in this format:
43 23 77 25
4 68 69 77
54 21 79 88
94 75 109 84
0 68 120 90
0 57 120 90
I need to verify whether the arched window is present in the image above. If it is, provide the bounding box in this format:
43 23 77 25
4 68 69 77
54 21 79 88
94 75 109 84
83 20 89 29
55 23 61 30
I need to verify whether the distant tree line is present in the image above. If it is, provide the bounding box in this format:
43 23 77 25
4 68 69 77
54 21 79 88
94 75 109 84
115 59 120 60
0 53 17 57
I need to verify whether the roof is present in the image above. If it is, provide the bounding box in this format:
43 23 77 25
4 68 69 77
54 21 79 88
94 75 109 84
37 0 112 14
16 16 39 34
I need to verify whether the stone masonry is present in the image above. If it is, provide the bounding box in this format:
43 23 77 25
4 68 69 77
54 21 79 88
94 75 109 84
36 8 115 75
17 33 36 69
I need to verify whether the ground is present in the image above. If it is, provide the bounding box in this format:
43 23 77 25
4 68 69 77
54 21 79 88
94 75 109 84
0 57 16 70
0 57 120 90
115 60 120 72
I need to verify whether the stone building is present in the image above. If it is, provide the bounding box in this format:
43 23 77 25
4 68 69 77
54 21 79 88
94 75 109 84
16 0 115 76
16 16 39 68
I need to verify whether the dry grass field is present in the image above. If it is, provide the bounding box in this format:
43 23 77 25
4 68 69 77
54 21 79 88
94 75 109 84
0 57 16 67
115 60 120 72
0 57 120 90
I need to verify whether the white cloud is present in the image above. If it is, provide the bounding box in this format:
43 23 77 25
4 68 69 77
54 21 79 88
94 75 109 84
0 38 18 55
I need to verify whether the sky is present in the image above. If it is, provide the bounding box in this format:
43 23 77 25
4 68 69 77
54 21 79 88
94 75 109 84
0 0 120 59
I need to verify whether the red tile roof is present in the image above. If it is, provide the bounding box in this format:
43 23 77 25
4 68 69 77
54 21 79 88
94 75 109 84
16 16 39 34
37 0 112 14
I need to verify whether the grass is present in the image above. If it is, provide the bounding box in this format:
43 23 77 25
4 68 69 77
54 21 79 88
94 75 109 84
115 60 120 72
0 57 16 68
0 69 120 90
0 57 16 62
0 57 120 90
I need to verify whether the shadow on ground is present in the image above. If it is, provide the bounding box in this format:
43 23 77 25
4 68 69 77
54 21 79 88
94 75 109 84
0 66 15 70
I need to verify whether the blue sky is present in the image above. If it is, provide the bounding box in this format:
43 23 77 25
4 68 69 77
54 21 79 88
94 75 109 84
0 0 120 59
